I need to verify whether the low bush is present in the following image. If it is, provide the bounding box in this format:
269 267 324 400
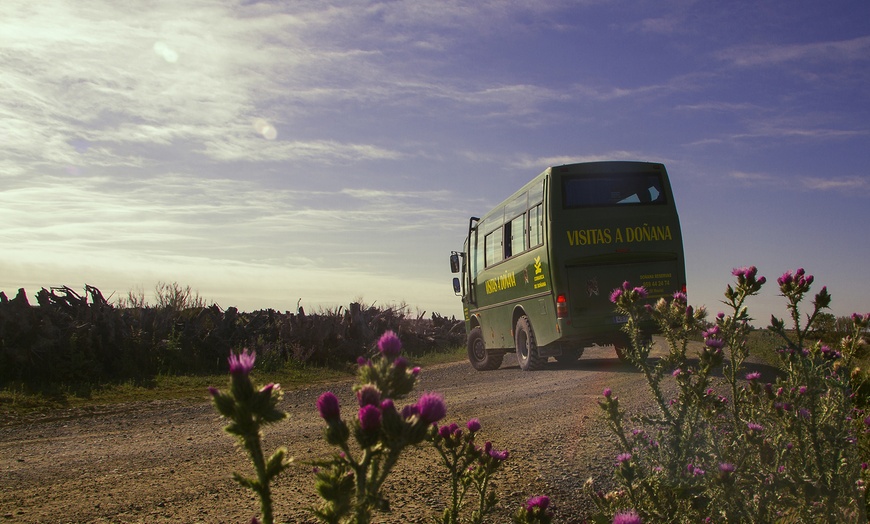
0 285 464 385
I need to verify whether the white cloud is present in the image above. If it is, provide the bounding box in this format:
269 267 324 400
802 176 868 192
718 35 870 67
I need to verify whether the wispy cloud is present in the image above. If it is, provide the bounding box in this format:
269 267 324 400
718 35 870 67
801 176 868 192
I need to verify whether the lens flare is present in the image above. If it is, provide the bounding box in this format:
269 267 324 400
153 41 178 63
252 118 277 140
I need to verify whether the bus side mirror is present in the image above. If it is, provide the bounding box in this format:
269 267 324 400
449 253 461 273
452 277 461 295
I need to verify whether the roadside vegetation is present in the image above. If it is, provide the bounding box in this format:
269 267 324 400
0 281 465 419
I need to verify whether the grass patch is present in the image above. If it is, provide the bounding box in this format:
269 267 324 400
0 346 468 422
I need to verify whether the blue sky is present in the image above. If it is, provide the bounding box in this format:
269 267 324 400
2 0 868 326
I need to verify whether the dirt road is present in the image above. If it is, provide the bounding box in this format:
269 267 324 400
1 346 669 523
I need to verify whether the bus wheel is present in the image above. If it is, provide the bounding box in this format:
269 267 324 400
554 348 584 363
515 316 545 371
467 327 503 371
614 343 628 362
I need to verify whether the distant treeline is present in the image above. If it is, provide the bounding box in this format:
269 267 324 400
0 285 465 384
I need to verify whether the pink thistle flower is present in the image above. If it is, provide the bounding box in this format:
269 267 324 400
746 371 762 381
259 383 278 395
377 330 403 359
466 418 482 433
609 288 623 303
613 509 642 524
524 495 551 512
228 349 256 375
358 404 382 432
416 392 447 424
603 388 612 398
317 391 341 421
484 441 509 461
357 385 381 407
401 404 419 419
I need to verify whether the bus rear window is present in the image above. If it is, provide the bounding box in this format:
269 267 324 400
562 173 667 208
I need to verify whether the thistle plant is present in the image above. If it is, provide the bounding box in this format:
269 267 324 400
210 331 549 523
589 267 869 523
431 418 510 524
312 330 446 524
512 495 554 524
209 349 288 524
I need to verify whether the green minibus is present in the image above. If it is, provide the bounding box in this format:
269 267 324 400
449 161 686 371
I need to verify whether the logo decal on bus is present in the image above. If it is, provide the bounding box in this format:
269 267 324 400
587 277 599 297
532 256 547 289
485 270 517 295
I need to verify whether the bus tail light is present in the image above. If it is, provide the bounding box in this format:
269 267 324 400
556 294 568 319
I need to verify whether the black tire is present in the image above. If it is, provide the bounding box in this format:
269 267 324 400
614 343 628 362
515 315 545 371
614 334 651 362
554 347 584 363
467 326 503 371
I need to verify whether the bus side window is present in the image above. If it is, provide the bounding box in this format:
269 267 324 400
509 214 525 257
528 204 543 248
485 227 503 267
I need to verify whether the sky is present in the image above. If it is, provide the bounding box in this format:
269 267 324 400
2 0 869 327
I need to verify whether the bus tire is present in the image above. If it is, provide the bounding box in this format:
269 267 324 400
467 327 502 371
554 347 584 363
515 315 545 371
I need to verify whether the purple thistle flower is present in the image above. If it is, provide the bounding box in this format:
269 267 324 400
705 337 725 350
208 386 220 397
609 288 623 304
746 371 762 381
357 385 381 407
467 418 482 433
317 391 341 421
747 422 764 432
719 463 735 473
401 404 419 419
392 356 409 371
633 286 648 298
358 404 382 432
416 392 447 424
524 495 550 512
228 348 256 375
438 425 452 439
603 388 612 398
613 509 642 524
259 382 278 395
672 291 687 303
484 441 509 461
377 330 403 359
616 452 632 465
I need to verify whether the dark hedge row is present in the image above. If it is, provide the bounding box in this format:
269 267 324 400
0 286 465 384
